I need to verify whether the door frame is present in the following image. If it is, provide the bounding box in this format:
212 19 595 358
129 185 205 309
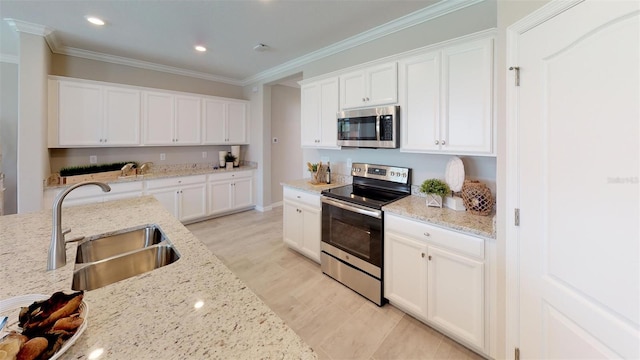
504 0 584 356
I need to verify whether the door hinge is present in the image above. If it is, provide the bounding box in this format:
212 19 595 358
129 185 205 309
509 66 520 86
515 347 520 360
514 208 520 226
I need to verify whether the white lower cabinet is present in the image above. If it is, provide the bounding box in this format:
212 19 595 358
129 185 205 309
384 213 486 353
43 181 143 209
145 175 207 222
282 187 321 263
207 171 254 216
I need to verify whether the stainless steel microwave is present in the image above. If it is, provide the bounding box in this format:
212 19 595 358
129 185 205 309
336 106 399 148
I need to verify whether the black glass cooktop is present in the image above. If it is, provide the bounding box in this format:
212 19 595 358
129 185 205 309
321 184 410 209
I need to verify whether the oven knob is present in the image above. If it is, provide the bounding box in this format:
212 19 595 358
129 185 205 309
402 173 407 178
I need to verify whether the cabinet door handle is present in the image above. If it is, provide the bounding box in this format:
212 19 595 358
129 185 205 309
442 140 446 145
421 253 425 258
362 97 366 102
435 140 439 145
423 232 430 237
365 97 370 101
428 255 432 261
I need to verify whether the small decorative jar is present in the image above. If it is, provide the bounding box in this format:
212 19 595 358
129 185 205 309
461 180 494 216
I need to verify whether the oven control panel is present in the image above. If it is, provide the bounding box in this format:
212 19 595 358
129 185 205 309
351 163 410 184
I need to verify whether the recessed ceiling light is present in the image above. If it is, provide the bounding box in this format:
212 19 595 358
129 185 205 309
253 43 268 52
86 16 105 26
195 45 207 52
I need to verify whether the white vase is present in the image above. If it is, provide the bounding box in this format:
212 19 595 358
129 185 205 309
426 194 443 208
218 151 228 167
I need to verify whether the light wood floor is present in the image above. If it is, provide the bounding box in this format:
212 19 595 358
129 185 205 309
186 208 484 360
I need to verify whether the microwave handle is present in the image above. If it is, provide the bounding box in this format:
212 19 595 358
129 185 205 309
376 115 381 141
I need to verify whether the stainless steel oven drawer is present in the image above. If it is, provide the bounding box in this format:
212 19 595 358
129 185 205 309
321 251 383 306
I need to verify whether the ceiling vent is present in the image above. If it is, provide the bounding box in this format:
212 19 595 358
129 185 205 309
253 43 268 52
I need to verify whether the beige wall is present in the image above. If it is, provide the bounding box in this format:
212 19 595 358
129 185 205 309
0 61 18 214
270 85 301 204
17 32 50 213
51 54 244 99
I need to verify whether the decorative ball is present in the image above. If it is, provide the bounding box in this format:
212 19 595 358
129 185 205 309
461 180 493 216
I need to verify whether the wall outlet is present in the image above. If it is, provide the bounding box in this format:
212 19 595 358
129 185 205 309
160 153 166 161
89 155 97 164
202 151 207 159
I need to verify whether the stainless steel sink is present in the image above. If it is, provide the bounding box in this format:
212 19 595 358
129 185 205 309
75 224 167 263
71 224 180 291
71 244 180 291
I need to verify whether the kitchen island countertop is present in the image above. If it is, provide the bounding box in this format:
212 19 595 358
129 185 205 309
0 196 316 359
280 179 347 194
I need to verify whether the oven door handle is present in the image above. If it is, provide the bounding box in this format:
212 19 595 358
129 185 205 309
321 197 382 219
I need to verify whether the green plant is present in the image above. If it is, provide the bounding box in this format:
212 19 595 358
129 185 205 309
59 161 139 177
224 153 237 162
420 178 450 197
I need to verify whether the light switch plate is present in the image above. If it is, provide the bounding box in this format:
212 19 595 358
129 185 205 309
160 153 166 161
89 155 97 164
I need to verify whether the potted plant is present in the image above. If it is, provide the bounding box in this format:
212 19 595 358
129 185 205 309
420 178 450 208
224 153 236 170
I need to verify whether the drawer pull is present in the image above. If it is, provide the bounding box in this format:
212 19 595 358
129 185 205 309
423 232 430 237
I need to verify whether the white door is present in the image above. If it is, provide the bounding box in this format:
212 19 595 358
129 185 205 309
174 95 201 144
148 188 179 218
283 201 303 249
232 177 253 209
427 245 484 349
179 184 207 222
384 231 428 318
143 91 174 145
318 78 340 148
301 83 320 147
103 86 140 145
208 181 232 215
58 81 102 145
202 98 226 144
227 102 248 144
300 205 321 263
509 1 639 358
399 51 440 152
441 38 493 154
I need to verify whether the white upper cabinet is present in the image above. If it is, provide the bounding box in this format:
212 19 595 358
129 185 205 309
340 62 397 109
103 86 141 145
301 77 340 149
51 80 140 147
202 98 249 145
399 50 441 152
441 38 493 154
142 91 201 145
399 37 494 155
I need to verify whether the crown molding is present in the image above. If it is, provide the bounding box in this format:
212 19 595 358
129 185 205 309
5 0 485 87
5 18 52 37
53 45 244 86
242 0 485 85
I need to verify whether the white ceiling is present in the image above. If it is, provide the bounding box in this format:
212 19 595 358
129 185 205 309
0 0 457 86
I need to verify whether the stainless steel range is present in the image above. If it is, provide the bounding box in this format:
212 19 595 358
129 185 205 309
320 163 411 306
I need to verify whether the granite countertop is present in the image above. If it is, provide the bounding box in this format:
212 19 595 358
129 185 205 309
281 179 495 239
383 195 495 239
46 164 258 190
0 196 316 359
280 179 347 194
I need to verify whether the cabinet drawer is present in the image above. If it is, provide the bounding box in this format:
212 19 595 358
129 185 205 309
109 181 144 193
283 187 321 208
208 170 253 182
386 214 484 259
145 175 207 189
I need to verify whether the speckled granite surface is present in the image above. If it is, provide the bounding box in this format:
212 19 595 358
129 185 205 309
382 195 495 239
0 196 316 359
46 164 258 189
280 179 347 194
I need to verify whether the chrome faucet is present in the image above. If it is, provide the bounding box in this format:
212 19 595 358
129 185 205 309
47 181 111 270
